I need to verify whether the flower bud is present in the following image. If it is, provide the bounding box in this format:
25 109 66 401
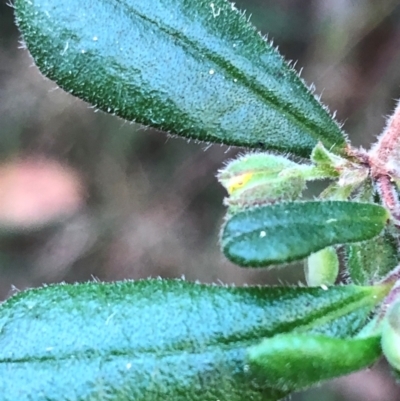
218 153 306 211
382 301 400 371
305 246 339 287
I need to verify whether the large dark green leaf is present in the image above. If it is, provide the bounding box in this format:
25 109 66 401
14 0 346 157
0 279 388 400
221 201 389 267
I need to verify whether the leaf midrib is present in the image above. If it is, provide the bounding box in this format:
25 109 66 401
116 1 337 146
0 292 373 365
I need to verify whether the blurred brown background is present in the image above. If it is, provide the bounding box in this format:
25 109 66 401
1 0 400 399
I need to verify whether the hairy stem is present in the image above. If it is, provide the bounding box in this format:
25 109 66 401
369 100 400 178
375 174 400 224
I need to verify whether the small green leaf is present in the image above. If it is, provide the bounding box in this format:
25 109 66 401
221 201 389 267
14 0 347 156
345 231 399 285
305 246 339 287
0 280 388 400
248 334 381 392
354 178 375 203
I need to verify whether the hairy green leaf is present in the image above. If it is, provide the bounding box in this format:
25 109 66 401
345 231 399 285
248 334 381 392
222 201 389 267
14 0 346 156
0 279 388 400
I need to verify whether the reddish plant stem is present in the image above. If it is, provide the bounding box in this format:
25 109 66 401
375 174 400 225
369 100 400 178
365 100 400 224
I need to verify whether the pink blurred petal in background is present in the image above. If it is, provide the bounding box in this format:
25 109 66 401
0 158 84 229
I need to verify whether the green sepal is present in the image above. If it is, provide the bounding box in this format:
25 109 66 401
318 174 370 201
319 182 355 200
0 279 388 400
305 246 339 287
14 0 347 156
345 231 399 285
312 142 369 201
221 201 389 267
311 142 343 177
248 334 381 392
